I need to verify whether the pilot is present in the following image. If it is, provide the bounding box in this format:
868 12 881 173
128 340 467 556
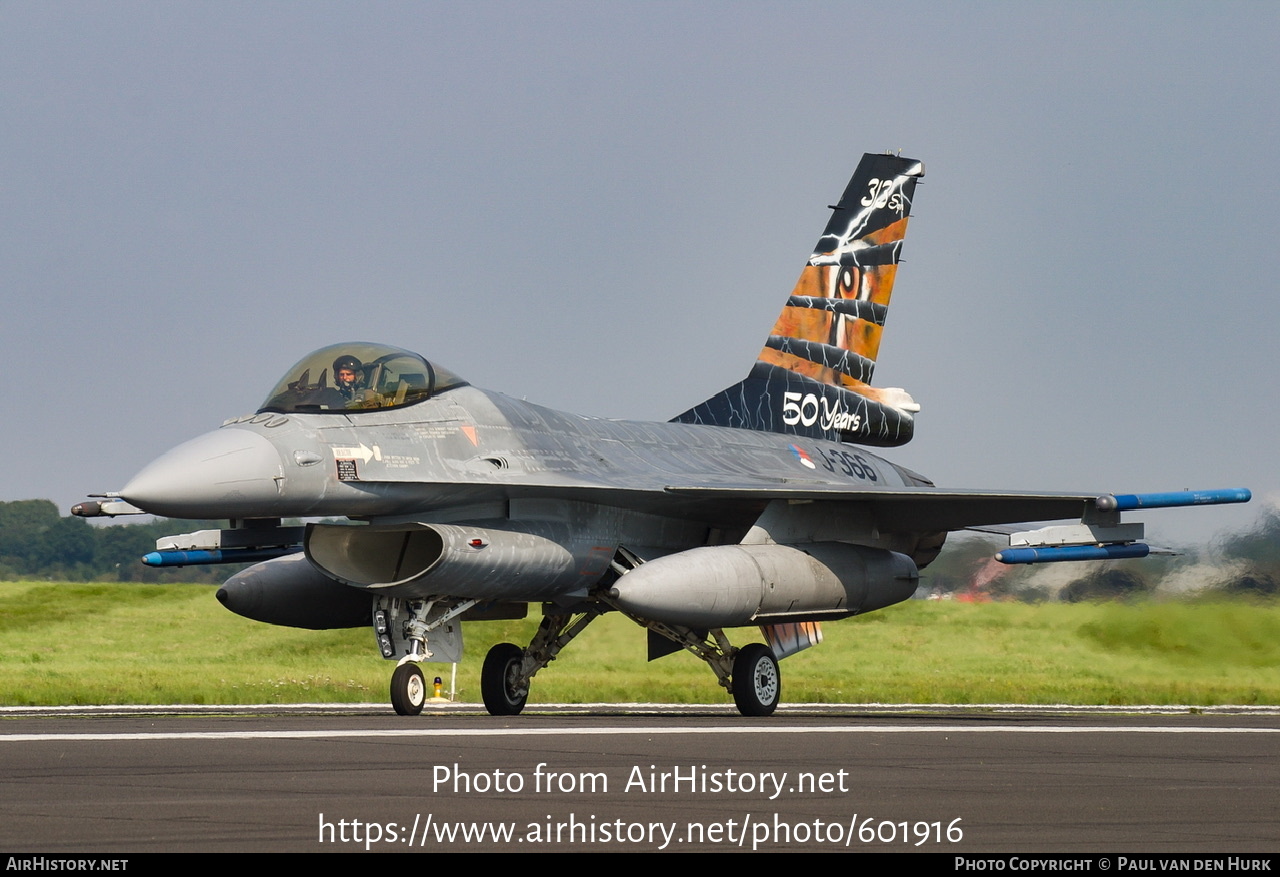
333 354 365 402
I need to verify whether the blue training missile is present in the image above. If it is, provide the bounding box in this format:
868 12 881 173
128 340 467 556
995 543 1151 565
142 546 303 567
1095 488 1251 512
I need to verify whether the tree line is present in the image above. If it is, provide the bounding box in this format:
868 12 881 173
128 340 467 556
0 499 238 583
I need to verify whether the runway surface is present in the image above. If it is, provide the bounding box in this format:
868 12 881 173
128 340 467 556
2 704 1277 853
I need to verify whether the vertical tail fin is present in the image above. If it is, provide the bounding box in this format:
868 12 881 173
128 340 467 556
674 153 924 447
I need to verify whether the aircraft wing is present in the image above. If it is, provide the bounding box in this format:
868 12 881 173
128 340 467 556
663 484 1097 532
666 483 1249 565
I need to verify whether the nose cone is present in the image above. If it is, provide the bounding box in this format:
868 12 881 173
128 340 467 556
121 428 284 518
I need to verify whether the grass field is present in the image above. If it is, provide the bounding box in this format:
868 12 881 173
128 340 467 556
2 581 1278 707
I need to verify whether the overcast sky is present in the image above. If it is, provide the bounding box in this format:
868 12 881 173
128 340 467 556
2 1 1276 546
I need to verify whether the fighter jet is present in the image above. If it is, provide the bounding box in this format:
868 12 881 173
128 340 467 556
75 153 1249 717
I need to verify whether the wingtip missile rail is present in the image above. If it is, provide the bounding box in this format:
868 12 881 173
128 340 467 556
1095 488 1251 512
995 488 1250 565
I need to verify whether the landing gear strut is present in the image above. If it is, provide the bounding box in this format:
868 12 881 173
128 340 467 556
479 608 604 716
598 591 781 717
376 596 471 716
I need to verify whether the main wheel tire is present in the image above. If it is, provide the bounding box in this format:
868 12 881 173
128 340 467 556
390 663 426 716
481 643 528 716
731 643 780 717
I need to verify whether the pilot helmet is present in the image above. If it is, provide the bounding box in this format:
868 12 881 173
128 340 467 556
333 355 363 380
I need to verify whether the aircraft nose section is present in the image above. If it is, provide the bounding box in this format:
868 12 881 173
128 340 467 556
121 428 285 518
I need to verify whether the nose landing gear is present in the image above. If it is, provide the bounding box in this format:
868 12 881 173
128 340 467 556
390 662 427 716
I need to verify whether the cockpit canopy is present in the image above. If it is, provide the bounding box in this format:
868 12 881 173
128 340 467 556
258 342 467 414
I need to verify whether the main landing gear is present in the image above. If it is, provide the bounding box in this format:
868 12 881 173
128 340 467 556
473 609 780 717
478 609 602 716
606 606 782 717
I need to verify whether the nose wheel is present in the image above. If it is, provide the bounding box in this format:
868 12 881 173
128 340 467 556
390 663 426 716
732 643 780 717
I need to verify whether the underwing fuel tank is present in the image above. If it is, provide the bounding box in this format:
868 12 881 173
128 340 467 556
607 543 919 628
304 521 610 600
217 553 372 630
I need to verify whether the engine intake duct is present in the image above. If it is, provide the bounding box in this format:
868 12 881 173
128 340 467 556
305 521 590 600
